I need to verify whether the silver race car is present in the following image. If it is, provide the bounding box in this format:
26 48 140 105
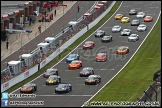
131 19 140 26
101 35 112 42
112 25 122 32
129 9 137 15
95 30 105 37
128 34 139 42
121 29 132 36
85 75 101 85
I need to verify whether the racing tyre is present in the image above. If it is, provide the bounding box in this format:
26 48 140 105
99 78 102 82
95 81 98 85
66 89 68 93
85 82 87 85
59 79 61 83
35 87 37 91
105 58 107 61
55 90 57 93
70 87 72 91
55 82 58 85
46 82 48 85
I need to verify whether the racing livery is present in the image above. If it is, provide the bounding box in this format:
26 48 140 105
55 83 72 93
46 75 61 85
20 83 37 94
79 67 94 77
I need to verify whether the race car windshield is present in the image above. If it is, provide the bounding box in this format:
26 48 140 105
130 34 137 37
132 20 138 22
123 29 129 32
116 14 121 16
130 10 135 12
114 26 119 28
97 53 105 57
122 17 128 20
88 77 95 80
145 16 151 18
22 84 31 88
82 68 88 71
68 54 75 58
139 25 145 28
96 30 103 33
46 69 53 73
58 84 66 88
85 41 91 45
103 36 111 39
118 47 126 50
138 12 143 15
71 61 79 64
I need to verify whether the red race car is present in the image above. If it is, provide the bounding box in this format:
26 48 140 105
144 16 153 22
96 53 107 62
83 41 94 49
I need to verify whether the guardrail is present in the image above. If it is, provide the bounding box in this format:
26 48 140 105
136 71 161 107
1 1 116 93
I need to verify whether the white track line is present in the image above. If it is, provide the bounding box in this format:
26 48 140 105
36 95 93 97
80 8 161 108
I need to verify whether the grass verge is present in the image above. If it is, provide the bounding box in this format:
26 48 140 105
87 16 161 107
5 1 122 93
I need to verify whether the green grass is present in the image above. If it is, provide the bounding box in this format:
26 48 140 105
5 1 122 93
87 16 161 107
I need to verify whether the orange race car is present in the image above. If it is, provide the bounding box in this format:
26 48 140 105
114 14 123 20
116 46 129 55
68 60 82 69
20 83 37 94
144 16 153 22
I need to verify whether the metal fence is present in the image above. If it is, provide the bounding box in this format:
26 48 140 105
1 1 113 84
136 76 161 107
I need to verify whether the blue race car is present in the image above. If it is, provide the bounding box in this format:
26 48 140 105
66 54 80 63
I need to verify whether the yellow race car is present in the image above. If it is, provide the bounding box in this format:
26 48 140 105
121 17 130 23
114 14 123 20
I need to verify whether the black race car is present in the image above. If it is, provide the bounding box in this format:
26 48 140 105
101 35 112 42
95 30 105 37
85 75 101 85
55 83 72 93
79 67 94 77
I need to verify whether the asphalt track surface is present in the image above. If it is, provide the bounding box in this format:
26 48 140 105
8 1 161 107
1 1 97 71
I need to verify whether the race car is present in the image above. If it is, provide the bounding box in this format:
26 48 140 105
128 34 139 42
83 41 94 49
46 75 61 85
114 14 123 20
95 30 105 37
121 29 132 36
79 67 94 77
136 12 145 18
43 68 58 78
101 35 112 42
131 19 140 26
144 16 153 22
66 54 80 63
55 83 72 93
116 46 129 55
96 53 107 62
121 17 130 23
20 83 37 94
85 75 101 85
112 25 122 32
137 24 147 31
129 9 137 15
68 60 82 69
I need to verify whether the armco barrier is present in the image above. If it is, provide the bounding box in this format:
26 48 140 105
89 1 116 29
1 65 39 92
1 1 116 93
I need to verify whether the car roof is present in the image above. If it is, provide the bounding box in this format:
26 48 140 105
122 17 128 18
145 16 151 18
132 19 139 21
114 25 120 27
139 24 146 26
123 29 130 31
118 46 127 49
89 75 98 77
103 35 111 38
